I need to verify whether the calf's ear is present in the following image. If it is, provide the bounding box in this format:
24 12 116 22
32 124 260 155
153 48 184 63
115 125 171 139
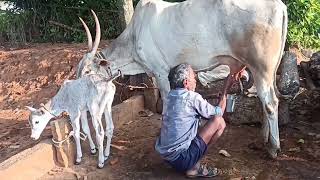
25 106 37 112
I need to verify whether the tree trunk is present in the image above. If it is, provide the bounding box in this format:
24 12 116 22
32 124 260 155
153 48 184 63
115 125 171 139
117 0 136 90
142 76 160 113
118 0 134 31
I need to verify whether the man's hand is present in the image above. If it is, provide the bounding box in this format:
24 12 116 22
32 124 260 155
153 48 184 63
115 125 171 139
218 75 236 114
223 75 235 95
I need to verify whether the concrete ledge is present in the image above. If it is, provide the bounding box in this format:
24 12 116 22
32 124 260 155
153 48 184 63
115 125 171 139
0 139 55 180
112 95 144 128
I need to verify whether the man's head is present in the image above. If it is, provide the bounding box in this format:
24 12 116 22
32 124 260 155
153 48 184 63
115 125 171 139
168 63 196 91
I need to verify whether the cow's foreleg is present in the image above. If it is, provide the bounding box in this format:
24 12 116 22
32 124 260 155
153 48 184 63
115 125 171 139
80 110 97 155
155 74 170 112
254 75 280 158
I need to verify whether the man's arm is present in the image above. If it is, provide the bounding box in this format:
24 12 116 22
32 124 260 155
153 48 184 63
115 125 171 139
193 75 235 118
194 94 223 119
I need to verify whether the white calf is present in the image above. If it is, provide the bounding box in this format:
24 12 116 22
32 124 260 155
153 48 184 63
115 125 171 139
26 73 118 168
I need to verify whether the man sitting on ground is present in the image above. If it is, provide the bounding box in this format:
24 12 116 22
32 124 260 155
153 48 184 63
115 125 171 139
155 63 234 178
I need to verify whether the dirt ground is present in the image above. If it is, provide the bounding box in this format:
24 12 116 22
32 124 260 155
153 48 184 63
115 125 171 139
1 43 320 179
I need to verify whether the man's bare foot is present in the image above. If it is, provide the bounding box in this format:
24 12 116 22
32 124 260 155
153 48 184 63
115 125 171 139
186 164 219 178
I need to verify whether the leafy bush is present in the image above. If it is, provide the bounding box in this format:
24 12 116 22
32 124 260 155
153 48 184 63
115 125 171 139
0 10 32 43
286 0 320 50
1 0 319 50
0 0 123 43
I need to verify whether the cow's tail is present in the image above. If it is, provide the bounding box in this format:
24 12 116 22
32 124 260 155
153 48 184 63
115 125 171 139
273 4 289 99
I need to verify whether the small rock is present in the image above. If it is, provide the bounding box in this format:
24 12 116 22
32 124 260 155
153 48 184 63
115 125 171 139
288 147 301 152
297 139 305 144
316 134 320 139
230 178 242 180
110 158 119 165
219 149 231 157
301 49 314 58
280 154 289 158
308 133 316 136
124 121 133 125
298 110 308 115
138 110 154 117
9 145 20 149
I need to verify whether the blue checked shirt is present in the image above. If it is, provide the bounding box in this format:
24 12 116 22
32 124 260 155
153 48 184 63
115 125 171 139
155 88 222 161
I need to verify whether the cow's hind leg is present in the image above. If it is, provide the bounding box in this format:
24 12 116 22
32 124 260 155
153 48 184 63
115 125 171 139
154 72 170 113
254 73 280 158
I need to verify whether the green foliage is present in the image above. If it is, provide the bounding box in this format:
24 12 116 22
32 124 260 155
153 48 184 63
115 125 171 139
1 0 319 50
286 0 320 49
0 0 123 43
0 9 32 43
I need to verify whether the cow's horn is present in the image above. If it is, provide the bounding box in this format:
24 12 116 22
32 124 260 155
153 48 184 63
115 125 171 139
90 10 101 57
79 17 93 51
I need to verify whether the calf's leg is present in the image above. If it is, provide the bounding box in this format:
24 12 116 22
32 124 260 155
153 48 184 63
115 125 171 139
80 111 97 155
70 112 83 164
90 105 105 168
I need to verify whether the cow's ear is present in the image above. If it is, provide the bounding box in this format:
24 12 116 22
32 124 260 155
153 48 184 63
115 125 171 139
98 60 110 66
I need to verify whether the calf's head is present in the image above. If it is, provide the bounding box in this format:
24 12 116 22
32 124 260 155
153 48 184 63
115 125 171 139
26 106 54 140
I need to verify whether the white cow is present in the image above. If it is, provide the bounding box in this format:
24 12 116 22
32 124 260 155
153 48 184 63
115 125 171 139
26 73 119 168
77 0 288 158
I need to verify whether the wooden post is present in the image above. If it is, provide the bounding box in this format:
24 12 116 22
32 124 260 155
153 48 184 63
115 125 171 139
142 76 160 113
50 118 75 168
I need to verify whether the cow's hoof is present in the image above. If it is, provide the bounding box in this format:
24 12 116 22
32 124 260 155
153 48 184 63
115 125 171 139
90 148 97 155
267 147 278 159
97 162 104 169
